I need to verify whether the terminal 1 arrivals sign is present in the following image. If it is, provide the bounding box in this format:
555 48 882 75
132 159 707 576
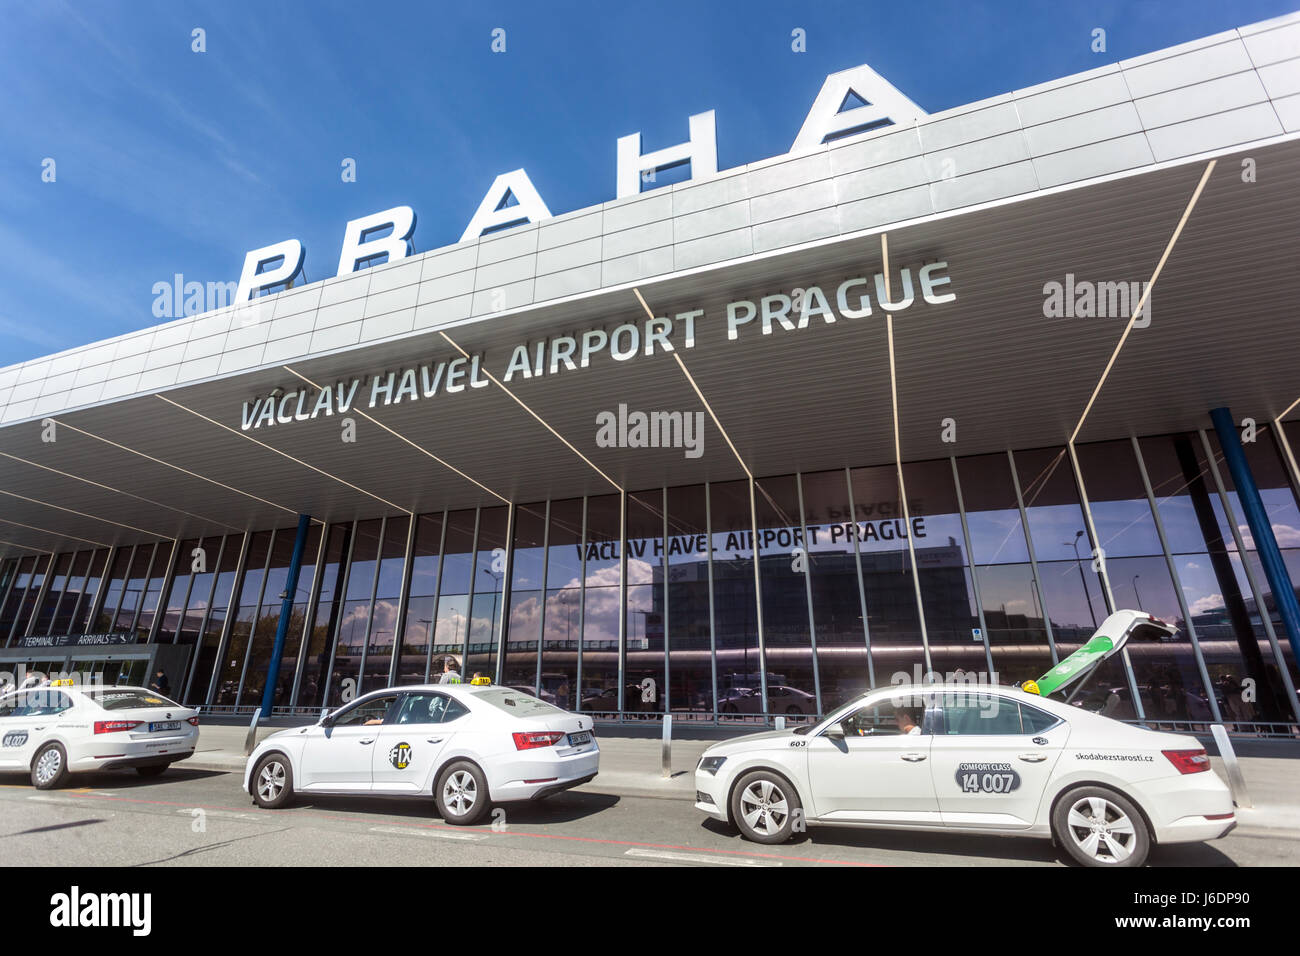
240 260 956 430
234 63 928 302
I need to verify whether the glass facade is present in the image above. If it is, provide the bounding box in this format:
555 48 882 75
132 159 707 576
3 429 1299 730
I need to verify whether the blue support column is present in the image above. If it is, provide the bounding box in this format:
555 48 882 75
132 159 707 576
1210 408 1300 669
261 514 311 717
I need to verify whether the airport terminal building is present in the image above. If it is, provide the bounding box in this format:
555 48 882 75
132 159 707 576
2 13 1300 733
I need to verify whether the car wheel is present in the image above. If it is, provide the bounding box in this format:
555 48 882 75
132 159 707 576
31 743 69 790
721 704 737 714
785 705 801 715
730 770 801 845
251 753 295 809
136 763 169 778
1053 786 1150 867
436 761 489 826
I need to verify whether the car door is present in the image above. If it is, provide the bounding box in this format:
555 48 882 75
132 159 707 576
928 692 1069 829
299 693 402 791
0 692 39 770
370 692 470 793
805 693 940 825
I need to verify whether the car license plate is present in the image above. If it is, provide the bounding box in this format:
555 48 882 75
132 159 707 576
568 731 592 747
149 721 182 733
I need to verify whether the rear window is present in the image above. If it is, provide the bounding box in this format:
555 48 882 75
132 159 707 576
84 689 180 711
474 688 564 717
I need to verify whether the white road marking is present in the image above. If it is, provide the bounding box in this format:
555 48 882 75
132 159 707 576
174 808 264 821
27 795 93 806
368 825 487 841
624 847 782 867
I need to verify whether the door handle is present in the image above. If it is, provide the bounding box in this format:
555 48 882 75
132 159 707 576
1018 753 1047 762
359 739 374 745
426 738 443 744
900 753 927 762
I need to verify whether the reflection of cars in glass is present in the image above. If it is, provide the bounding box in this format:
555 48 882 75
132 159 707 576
244 684 598 825
1071 685 1222 723
694 683 1234 867
0 684 199 788
718 685 814 715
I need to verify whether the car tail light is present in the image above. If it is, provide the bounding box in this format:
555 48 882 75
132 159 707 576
187 716 200 726
513 731 565 750
1162 748 1210 774
94 720 142 734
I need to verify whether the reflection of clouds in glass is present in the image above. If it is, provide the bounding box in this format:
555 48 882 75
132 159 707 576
1240 523 1300 549
583 587 620 644
509 593 543 637
585 564 621 589
627 556 655 585
1189 593 1225 615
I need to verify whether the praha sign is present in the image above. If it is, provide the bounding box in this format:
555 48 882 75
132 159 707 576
241 262 956 430
235 64 926 302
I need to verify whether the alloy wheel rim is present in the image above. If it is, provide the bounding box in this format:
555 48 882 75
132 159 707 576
36 749 61 783
1066 796 1136 863
445 771 477 815
258 761 286 800
740 779 789 834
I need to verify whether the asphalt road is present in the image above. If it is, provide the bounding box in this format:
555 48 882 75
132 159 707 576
0 766 1291 867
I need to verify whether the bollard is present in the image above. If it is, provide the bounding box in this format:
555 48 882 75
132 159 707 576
244 708 261 757
774 715 786 731
1210 724 1252 809
661 714 672 779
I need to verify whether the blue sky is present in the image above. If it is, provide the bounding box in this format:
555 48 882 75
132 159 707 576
0 0 1294 364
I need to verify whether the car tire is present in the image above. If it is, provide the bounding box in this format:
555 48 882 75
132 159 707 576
31 743 69 790
785 705 801 715
136 763 169 778
436 761 490 826
251 753 295 809
1052 786 1150 867
730 769 802 845
721 704 737 714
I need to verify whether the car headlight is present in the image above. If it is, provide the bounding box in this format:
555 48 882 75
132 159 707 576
697 755 727 775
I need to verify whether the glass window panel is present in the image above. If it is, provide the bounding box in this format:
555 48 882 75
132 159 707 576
32 552 72 635
625 491 664 713
1013 447 1097 564
298 524 350 709
849 464 922 681
666 484 712 715
239 529 301 707
467 507 508 681
502 504 546 692
1075 440 1165 558
545 499 584 590
396 514 443 686
955 453 1031 565
361 517 409 693
711 480 760 717
754 475 815 717
903 459 981 681
539 499 583 709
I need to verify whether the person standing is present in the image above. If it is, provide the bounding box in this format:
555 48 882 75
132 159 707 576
439 657 463 685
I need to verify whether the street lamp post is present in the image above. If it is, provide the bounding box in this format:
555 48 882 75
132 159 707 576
1132 574 1143 610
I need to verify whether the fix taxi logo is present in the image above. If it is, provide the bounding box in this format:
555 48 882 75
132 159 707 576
389 742 412 769
49 886 151 936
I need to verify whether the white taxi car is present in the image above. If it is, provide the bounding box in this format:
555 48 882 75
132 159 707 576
0 683 199 788
694 683 1235 866
243 683 599 825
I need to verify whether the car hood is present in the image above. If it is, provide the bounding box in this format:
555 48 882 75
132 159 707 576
703 729 799 756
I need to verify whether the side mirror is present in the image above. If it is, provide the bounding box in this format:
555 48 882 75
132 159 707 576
824 724 845 740
318 709 334 727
